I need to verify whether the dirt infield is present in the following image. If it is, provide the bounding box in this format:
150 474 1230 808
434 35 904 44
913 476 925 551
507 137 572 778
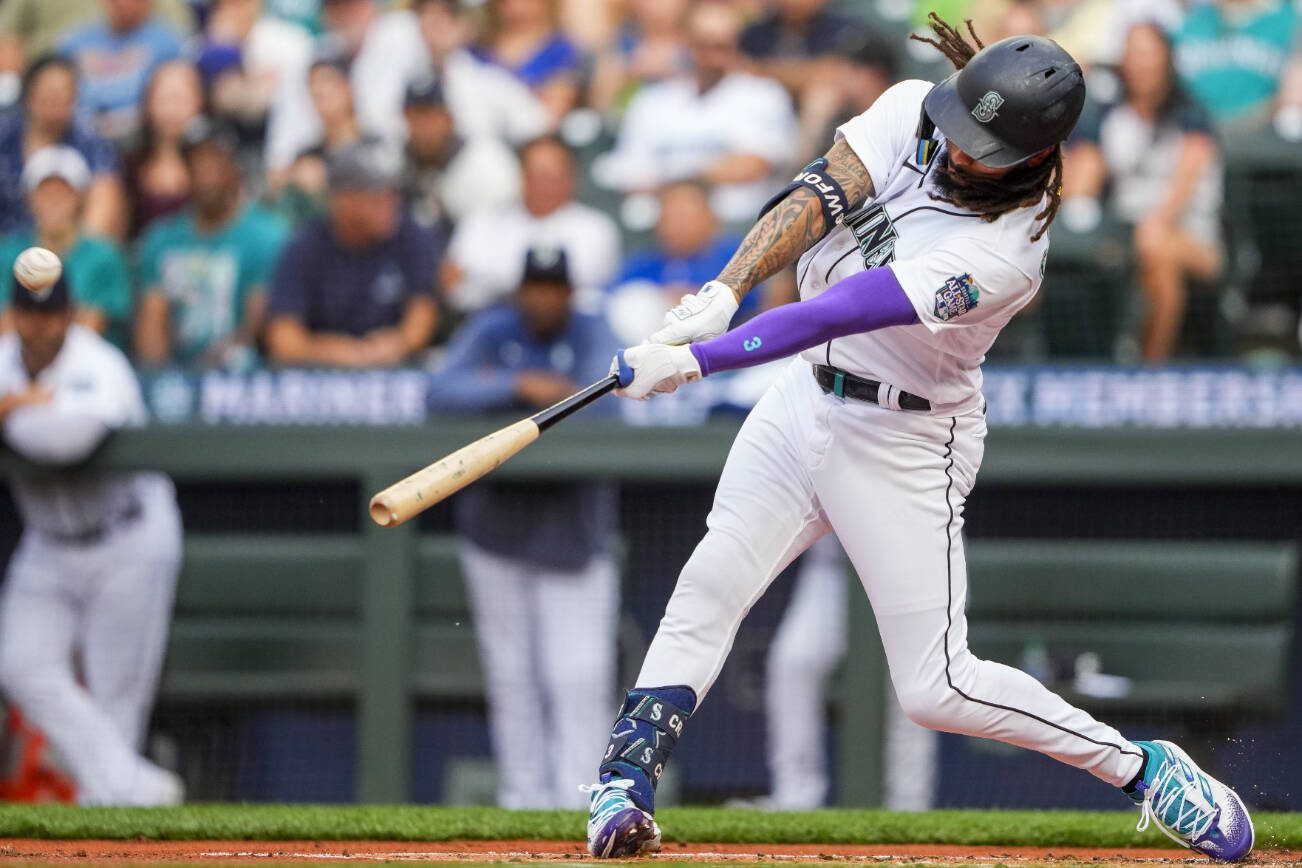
0 840 1298 866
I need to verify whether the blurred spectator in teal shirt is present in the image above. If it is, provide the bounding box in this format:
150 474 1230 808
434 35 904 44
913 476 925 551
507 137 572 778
0 145 131 348
1174 0 1302 134
135 119 288 370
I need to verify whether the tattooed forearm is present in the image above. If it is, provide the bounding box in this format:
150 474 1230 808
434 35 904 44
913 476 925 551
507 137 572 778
717 189 824 296
823 136 876 206
717 138 875 298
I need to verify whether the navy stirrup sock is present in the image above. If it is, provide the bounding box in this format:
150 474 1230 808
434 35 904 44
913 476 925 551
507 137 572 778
599 685 696 812
1122 744 1152 795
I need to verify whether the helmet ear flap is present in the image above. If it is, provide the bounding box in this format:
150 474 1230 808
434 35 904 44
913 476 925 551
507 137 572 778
915 104 939 166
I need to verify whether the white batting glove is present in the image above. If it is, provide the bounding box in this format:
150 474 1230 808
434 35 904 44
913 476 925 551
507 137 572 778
648 280 739 345
610 344 702 400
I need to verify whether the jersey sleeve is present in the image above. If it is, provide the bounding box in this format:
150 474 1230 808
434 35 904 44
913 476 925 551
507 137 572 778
888 235 1038 334
425 311 518 411
835 79 933 199
49 338 139 429
3 337 140 465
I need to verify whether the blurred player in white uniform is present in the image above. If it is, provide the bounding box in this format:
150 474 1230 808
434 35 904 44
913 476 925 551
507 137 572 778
584 17 1255 863
0 263 183 805
757 535 936 812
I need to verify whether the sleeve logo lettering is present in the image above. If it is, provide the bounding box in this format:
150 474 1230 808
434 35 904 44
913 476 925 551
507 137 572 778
743 336 762 351
934 274 979 321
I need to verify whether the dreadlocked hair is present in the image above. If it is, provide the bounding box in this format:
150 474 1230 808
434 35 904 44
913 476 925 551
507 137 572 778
909 12 1063 242
910 12 984 69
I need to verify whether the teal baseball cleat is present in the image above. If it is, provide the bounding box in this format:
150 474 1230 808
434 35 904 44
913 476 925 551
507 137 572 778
582 777 661 858
1128 740 1254 861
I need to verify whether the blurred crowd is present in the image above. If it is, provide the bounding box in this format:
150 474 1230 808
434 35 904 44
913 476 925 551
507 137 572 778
0 0 1299 371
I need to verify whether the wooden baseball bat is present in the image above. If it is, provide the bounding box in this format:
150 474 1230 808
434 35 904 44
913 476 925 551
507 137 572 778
369 373 620 527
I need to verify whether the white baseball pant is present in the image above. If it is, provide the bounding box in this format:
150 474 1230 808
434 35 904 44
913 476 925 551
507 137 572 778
637 360 1145 788
460 543 619 809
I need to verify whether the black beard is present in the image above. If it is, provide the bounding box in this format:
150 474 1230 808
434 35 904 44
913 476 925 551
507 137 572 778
929 147 1046 219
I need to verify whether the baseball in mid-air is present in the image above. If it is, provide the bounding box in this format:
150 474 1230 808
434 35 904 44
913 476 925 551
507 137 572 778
13 246 62 292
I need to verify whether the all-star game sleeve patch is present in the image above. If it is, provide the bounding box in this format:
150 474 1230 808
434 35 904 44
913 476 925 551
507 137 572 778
933 273 979 321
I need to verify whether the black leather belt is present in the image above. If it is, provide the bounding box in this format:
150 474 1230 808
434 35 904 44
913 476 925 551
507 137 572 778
46 500 143 547
813 364 932 412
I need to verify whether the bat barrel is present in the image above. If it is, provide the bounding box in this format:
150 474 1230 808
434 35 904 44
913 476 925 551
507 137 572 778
368 373 620 528
368 418 540 527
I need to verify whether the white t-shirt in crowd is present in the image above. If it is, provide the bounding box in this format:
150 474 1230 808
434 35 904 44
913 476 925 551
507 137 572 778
407 136 522 228
437 49 552 147
597 71 798 223
448 201 622 314
0 325 168 538
264 10 428 171
796 79 1049 414
242 16 314 106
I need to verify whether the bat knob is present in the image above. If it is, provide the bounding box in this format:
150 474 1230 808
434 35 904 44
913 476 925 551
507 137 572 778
615 350 635 388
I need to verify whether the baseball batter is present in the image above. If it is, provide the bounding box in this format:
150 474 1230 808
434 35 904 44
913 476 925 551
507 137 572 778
0 258 183 805
583 17 1254 862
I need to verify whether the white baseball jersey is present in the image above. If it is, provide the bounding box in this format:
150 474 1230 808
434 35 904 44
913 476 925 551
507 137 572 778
796 79 1049 414
0 325 169 537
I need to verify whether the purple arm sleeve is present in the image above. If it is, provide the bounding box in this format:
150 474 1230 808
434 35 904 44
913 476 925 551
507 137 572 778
689 267 919 376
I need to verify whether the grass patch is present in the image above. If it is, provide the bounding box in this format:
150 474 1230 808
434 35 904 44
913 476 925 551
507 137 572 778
0 805 1297 850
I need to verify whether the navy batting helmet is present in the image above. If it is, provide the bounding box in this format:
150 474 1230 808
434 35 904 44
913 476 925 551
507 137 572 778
924 35 1085 168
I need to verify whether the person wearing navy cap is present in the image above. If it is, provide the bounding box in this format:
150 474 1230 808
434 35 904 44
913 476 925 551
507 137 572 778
266 137 442 367
429 245 622 810
0 257 184 805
